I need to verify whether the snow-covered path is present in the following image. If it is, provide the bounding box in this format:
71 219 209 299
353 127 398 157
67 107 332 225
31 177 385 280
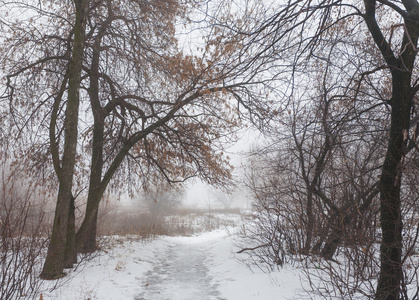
135 239 226 300
39 229 306 300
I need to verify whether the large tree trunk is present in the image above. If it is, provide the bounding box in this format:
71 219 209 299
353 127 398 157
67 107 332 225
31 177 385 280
74 118 103 253
40 0 88 280
75 32 105 253
362 2 418 297
76 208 99 253
75 186 102 253
375 73 411 299
75 121 103 253
40 185 73 279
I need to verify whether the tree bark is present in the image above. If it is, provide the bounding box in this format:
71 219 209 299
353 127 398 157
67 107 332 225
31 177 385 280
64 195 77 268
375 72 411 300
40 0 88 279
303 193 314 254
361 1 418 297
76 203 100 253
74 150 102 252
74 118 103 253
75 29 105 253
372 10 418 297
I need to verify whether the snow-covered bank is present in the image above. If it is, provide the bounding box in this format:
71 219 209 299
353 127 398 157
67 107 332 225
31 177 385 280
37 229 309 300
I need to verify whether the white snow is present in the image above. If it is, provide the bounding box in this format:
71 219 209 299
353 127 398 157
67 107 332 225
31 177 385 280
37 229 310 300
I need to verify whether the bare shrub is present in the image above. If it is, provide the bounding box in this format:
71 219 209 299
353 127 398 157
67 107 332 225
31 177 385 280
236 207 299 271
303 154 419 300
299 242 379 299
0 167 49 300
236 152 307 270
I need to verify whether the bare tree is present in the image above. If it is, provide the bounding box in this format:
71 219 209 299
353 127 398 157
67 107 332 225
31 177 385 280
40 0 89 279
0 0 275 278
230 0 419 297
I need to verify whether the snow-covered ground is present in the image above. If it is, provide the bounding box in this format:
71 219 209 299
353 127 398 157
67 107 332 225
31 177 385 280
37 228 309 300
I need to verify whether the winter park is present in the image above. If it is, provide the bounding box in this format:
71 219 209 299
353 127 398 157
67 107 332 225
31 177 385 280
1 0 419 299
